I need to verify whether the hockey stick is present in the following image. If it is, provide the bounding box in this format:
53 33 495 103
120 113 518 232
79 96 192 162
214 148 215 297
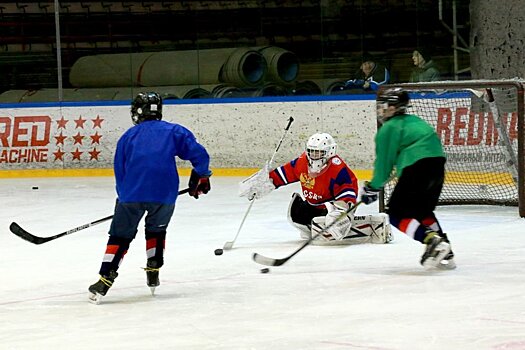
268 116 294 166
252 201 362 266
10 188 190 245
223 198 255 250
223 117 294 250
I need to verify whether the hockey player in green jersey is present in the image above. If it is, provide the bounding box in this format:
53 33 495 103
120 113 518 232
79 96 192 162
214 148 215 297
360 87 455 269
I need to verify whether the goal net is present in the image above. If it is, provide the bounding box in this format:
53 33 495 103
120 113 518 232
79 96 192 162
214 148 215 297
378 80 525 217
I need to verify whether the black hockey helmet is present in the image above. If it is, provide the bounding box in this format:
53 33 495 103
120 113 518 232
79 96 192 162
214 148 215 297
131 92 163 125
376 87 409 122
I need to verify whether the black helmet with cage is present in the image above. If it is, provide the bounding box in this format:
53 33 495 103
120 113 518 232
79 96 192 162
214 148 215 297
131 92 163 125
376 87 410 123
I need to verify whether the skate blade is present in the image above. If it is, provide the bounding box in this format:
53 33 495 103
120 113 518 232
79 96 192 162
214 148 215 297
88 292 103 305
422 243 451 269
149 286 156 296
437 258 457 270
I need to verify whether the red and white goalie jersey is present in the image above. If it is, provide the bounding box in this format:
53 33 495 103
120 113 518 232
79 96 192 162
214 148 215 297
269 152 358 207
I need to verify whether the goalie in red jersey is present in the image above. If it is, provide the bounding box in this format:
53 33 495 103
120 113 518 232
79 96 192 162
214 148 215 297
239 133 391 245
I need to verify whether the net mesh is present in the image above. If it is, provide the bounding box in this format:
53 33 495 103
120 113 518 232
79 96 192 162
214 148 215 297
379 80 524 211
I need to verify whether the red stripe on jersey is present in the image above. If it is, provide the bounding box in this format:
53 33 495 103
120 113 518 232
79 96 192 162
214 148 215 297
421 217 436 226
105 244 120 255
270 163 299 187
398 218 412 233
146 238 157 250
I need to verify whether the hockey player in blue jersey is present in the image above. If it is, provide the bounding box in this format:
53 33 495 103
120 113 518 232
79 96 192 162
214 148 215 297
89 92 212 303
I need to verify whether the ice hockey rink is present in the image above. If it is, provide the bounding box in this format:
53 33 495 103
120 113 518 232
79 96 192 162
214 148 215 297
1 176 524 350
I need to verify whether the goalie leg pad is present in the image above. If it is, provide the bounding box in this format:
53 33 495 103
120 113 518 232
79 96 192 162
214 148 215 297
310 213 392 246
352 214 392 244
310 216 369 246
324 201 353 241
311 216 339 245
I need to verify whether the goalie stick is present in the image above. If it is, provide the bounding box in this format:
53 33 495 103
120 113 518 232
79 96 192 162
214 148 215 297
223 198 255 250
10 188 190 245
223 117 294 250
252 201 362 266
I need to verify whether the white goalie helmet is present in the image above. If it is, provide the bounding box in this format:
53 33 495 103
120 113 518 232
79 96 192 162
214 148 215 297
305 133 337 175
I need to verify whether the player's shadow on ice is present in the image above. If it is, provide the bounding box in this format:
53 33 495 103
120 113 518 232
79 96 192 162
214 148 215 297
96 292 182 305
372 268 454 276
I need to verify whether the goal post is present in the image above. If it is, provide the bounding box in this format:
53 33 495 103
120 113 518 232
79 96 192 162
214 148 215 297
377 79 525 217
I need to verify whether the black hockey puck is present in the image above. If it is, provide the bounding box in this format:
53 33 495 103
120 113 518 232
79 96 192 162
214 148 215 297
214 248 223 256
260 268 270 274
32 186 39 190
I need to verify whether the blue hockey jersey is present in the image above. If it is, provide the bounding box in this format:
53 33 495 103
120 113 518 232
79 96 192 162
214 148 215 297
114 120 211 204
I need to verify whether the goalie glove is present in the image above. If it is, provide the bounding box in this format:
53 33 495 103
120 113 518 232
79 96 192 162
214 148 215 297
324 201 353 240
360 181 380 205
188 169 211 199
238 162 275 200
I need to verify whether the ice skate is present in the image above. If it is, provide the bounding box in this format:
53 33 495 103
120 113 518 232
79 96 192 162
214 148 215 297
420 231 451 269
88 270 118 304
144 261 160 295
437 250 456 270
437 233 456 270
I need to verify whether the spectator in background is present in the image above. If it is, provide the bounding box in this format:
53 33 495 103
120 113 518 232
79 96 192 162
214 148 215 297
344 53 390 92
409 48 441 82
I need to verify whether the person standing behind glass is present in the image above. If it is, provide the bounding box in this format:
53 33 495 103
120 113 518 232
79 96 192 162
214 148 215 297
345 53 390 92
409 48 441 82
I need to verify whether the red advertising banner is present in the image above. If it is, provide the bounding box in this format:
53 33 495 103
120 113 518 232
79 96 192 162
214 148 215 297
0 114 105 165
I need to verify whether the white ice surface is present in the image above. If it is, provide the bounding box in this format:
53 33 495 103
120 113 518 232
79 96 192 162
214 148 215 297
1 176 525 350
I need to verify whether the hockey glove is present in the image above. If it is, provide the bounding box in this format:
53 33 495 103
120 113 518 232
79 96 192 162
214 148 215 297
188 169 211 199
360 181 380 205
238 162 275 200
324 201 353 240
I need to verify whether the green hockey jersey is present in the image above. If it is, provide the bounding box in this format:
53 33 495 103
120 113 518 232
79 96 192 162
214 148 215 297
369 114 445 189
